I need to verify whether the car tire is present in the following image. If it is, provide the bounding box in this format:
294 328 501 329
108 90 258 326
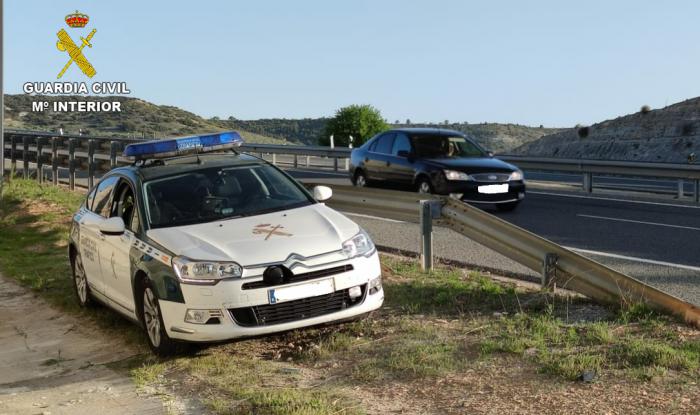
416 177 433 194
496 201 520 212
141 280 177 356
71 252 96 308
353 170 369 188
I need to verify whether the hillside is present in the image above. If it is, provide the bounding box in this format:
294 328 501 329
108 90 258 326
3 95 289 145
4 94 561 151
512 98 700 163
230 118 562 152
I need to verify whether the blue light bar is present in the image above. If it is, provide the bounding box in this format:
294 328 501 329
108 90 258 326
123 131 243 160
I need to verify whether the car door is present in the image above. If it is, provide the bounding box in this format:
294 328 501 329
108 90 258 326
388 132 415 185
365 133 395 181
79 175 119 295
99 179 140 317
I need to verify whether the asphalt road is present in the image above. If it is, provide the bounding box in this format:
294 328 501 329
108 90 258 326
284 167 700 306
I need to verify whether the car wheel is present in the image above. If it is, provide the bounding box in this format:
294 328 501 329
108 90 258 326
141 281 176 356
354 170 368 187
71 252 95 308
417 177 433 194
496 201 520 212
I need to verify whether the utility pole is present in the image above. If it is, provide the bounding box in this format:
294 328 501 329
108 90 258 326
1 0 5 200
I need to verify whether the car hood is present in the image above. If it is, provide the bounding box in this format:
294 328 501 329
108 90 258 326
423 157 518 173
146 204 360 266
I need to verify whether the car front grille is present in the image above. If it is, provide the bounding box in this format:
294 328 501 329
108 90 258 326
229 285 366 327
470 173 511 182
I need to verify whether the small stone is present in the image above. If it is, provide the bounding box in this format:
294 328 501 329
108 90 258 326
523 347 538 357
579 370 596 382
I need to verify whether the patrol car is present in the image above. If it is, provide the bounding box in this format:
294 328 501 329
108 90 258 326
68 132 383 355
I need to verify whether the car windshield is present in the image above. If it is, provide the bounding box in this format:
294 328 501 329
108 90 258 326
411 135 484 158
144 164 313 228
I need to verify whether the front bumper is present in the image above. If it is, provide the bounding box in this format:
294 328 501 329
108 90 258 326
158 252 383 342
441 180 526 204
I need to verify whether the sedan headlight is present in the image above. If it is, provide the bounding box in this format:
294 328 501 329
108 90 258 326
508 170 524 181
443 170 473 181
342 229 376 258
172 256 243 285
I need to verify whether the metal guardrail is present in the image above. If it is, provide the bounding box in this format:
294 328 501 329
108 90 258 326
2 130 699 201
312 184 700 327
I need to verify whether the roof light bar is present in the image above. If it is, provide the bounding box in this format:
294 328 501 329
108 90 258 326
123 131 244 160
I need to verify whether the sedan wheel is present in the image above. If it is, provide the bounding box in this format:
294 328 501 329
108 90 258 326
72 253 94 307
417 179 432 194
354 171 367 187
143 288 162 348
141 282 176 355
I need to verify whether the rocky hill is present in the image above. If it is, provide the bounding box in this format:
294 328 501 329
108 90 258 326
512 98 700 163
4 94 561 152
3 95 289 145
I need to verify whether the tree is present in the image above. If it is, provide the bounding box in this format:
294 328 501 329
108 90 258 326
319 104 388 147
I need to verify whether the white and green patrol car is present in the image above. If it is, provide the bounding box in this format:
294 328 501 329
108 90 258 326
68 132 383 355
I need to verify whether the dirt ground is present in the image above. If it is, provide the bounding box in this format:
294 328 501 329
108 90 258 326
0 275 165 415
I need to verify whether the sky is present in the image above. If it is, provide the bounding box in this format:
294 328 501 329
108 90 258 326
4 0 700 127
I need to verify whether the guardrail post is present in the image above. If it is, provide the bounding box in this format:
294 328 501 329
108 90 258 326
420 201 433 271
677 179 684 199
542 253 558 289
695 179 700 204
582 172 592 193
272 153 277 165
22 136 29 179
87 139 96 189
51 137 58 185
36 138 45 183
10 136 17 177
110 141 119 168
333 157 339 172
293 155 298 168
68 139 76 190
345 158 349 171
306 156 310 167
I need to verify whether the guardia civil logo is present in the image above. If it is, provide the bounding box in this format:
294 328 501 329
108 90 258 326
56 10 97 79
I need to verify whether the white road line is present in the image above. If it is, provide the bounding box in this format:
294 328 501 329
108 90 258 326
529 191 700 209
341 211 407 223
577 213 700 231
566 247 700 272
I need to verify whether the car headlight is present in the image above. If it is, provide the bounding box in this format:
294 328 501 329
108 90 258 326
172 256 243 285
342 229 376 258
508 170 524 181
443 170 472 181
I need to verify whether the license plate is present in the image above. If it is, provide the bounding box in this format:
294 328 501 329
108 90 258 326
478 184 508 194
268 278 335 304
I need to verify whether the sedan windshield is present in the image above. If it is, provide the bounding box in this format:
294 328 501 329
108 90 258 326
144 164 313 228
412 135 484 158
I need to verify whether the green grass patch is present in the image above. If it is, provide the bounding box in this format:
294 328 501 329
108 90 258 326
0 179 146 345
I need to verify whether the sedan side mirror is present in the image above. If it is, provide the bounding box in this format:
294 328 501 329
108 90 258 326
99 217 126 235
486 150 494 158
313 185 333 202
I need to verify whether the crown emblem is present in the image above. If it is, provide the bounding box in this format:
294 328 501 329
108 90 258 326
65 10 89 28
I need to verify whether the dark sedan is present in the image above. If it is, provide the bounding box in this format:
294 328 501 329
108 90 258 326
349 128 525 211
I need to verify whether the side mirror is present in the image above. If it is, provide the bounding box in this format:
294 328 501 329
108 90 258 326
313 185 333 202
397 150 410 158
486 151 494 158
99 217 126 235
